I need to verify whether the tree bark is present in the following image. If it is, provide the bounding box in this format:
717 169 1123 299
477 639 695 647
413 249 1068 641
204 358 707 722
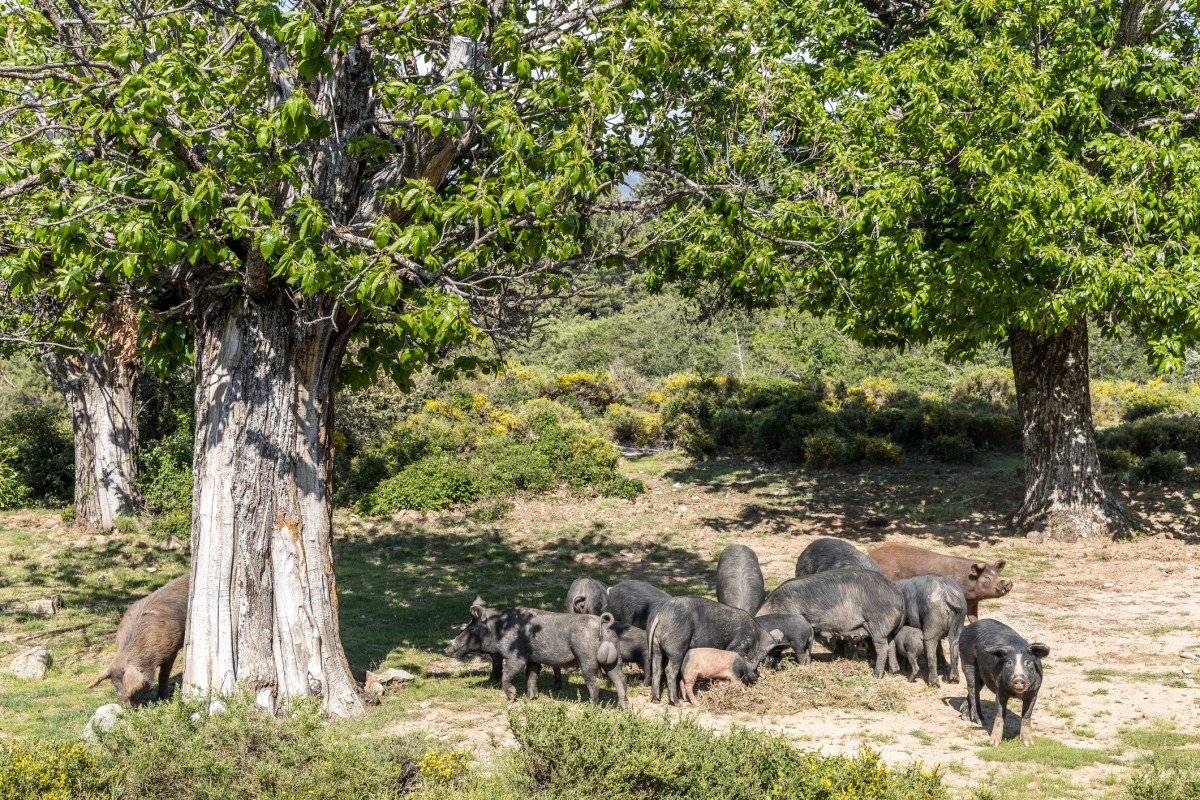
183 289 367 718
1010 318 1133 542
41 342 139 530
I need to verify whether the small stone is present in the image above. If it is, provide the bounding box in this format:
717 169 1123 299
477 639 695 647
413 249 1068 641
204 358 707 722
146 566 157 573
672 482 682 489
365 668 416 696
10 646 52 679
1183 668 1193 675
677 505 688 514
22 596 63 616
502 738 519 749
1102 582 1114 589
82 704 122 740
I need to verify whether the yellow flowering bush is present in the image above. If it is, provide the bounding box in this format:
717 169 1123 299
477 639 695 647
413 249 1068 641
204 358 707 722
418 750 471 784
0 741 108 800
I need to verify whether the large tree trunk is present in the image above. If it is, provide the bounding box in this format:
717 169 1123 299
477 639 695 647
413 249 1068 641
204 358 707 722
182 289 367 718
41 325 140 530
1010 318 1133 542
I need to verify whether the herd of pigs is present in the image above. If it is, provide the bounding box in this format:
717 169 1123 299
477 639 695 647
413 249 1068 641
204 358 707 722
89 538 1048 747
444 539 1050 746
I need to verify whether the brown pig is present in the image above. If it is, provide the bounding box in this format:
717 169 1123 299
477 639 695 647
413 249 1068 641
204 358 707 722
89 574 189 707
680 647 758 704
868 543 1011 621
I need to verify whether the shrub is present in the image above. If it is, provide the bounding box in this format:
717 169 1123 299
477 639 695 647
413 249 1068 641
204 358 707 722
0 739 109 800
852 434 903 464
1128 416 1200 462
603 404 661 446
0 445 31 509
926 434 978 464
509 703 948 800
597 475 646 499
1098 448 1138 473
0 402 73 505
471 438 557 495
951 367 1016 407
139 418 194 538
365 456 479 514
1134 450 1187 484
554 371 625 411
804 430 849 467
664 412 713 456
93 693 449 799
1126 761 1200 800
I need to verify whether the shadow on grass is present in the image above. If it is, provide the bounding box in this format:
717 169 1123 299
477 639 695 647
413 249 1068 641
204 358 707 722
333 517 702 675
666 455 1027 548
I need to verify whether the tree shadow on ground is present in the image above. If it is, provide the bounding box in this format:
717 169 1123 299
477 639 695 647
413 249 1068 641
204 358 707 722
668 454 1027 548
333 517 703 675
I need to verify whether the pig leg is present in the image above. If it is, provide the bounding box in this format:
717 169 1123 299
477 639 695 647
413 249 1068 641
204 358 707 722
665 654 683 705
922 635 940 688
990 691 1010 746
157 653 177 701
869 631 889 679
501 657 526 701
605 663 628 709
1019 695 1038 746
526 662 541 700
553 666 563 692
650 642 665 703
960 660 980 724
578 659 601 704
966 599 979 622
642 654 652 686
489 654 503 684
945 617 962 683
886 640 900 675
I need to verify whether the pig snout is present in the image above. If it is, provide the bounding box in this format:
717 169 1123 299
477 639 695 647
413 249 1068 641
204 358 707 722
996 580 1013 597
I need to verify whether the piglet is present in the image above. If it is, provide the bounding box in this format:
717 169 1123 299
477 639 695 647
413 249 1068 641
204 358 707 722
959 619 1049 746
89 574 189 707
680 647 758 704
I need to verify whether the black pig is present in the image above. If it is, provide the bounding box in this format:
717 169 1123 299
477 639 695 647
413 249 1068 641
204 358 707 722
607 579 670 629
757 569 903 678
648 596 783 705
445 597 627 708
959 619 1049 746
794 538 882 577
897 574 966 687
754 613 814 667
565 576 609 616
716 544 764 615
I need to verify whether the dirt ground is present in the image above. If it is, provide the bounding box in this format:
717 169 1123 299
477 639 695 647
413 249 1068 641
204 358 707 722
379 454 1200 798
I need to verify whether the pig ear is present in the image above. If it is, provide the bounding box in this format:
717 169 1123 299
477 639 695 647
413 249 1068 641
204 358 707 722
1030 643 1050 658
993 559 1007 571
469 603 487 621
87 666 113 689
471 595 487 608
970 563 987 578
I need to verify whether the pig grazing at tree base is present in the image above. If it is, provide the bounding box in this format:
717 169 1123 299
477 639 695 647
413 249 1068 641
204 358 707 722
959 619 1049 746
868 542 1012 620
89 574 189 707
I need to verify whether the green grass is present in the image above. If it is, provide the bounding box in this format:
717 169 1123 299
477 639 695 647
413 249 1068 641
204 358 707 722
976 737 1117 769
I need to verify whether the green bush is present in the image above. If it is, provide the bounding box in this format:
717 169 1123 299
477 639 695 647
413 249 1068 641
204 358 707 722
0 739 109 800
603 404 661 447
509 703 948 800
471 437 557 495
1127 416 1200 462
1134 450 1188 484
0 445 31 509
852 434 903 464
804 430 849 467
554 371 625 412
926 435 979 464
1098 448 1138 473
139 418 194 539
365 456 480 514
597 475 646 499
0 402 73 505
1126 761 1200 800
95 693 455 799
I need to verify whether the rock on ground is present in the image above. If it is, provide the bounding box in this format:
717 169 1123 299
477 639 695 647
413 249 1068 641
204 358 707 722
10 646 52 679
82 704 123 740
